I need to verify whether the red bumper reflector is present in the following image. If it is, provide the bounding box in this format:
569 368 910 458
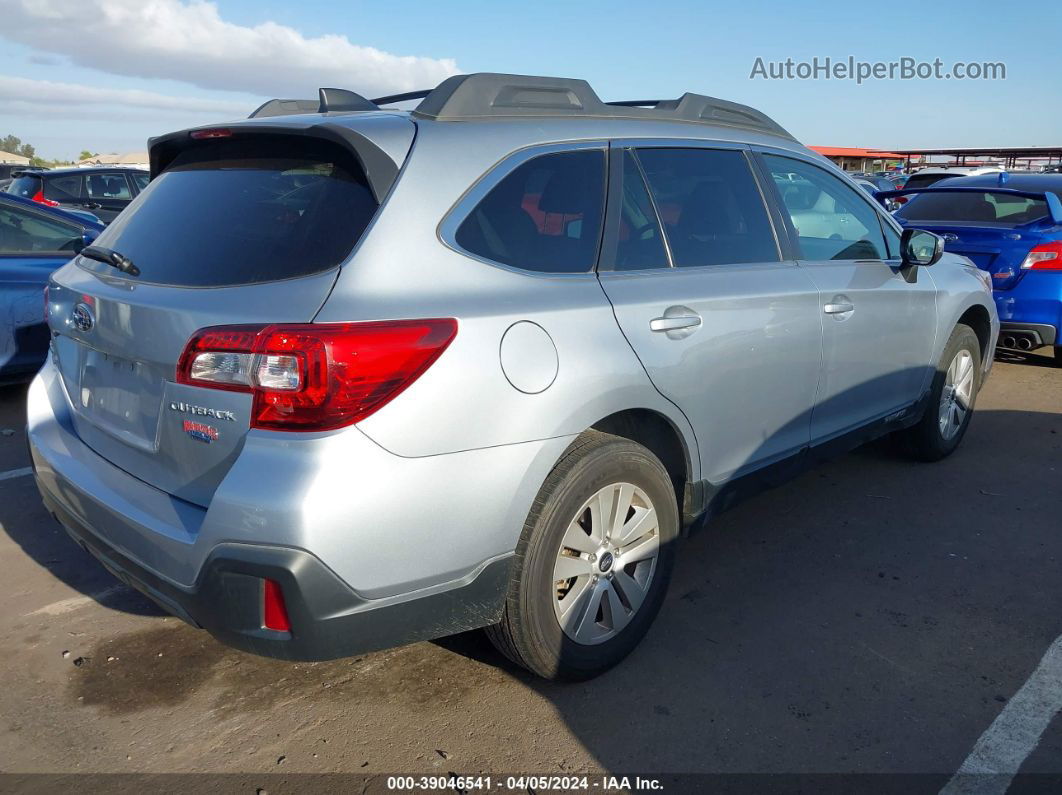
263 579 291 632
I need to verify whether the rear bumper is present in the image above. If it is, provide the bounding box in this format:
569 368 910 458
38 486 511 660
994 271 1061 348
998 322 1057 348
27 360 572 660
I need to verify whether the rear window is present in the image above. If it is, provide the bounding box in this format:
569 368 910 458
903 173 958 190
6 175 43 199
897 191 1049 225
77 136 379 287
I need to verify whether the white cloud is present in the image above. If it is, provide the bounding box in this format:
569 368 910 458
0 75 250 116
0 0 461 99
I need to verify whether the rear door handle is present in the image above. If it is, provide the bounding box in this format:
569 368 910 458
649 306 702 339
650 316 701 332
824 302 855 315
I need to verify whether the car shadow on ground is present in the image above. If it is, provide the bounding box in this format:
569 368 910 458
994 347 1059 369
439 406 1062 778
0 382 164 617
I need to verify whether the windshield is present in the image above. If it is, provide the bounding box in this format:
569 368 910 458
896 191 1049 225
78 135 379 287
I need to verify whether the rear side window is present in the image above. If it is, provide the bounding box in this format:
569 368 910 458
611 150 669 271
85 173 131 200
455 150 605 273
635 148 779 267
79 135 379 287
897 191 1049 225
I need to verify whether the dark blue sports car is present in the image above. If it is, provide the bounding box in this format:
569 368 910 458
881 173 1062 364
1 193 104 383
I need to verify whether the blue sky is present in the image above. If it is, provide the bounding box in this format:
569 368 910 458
0 0 1058 160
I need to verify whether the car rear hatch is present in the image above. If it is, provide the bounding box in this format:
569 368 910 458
45 117 414 507
887 186 1062 290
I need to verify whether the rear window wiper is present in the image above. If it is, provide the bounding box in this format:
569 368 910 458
80 245 141 277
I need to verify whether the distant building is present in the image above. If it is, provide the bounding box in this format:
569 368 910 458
77 152 149 169
808 146 911 173
0 150 31 165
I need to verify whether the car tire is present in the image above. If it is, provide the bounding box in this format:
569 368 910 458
485 430 679 680
899 323 982 462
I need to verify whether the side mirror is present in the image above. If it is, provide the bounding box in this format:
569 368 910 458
901 228 944 267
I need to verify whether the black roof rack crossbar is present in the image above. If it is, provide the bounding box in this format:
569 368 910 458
371 89 433 106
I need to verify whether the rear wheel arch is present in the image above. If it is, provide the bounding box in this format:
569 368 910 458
590 409 693 521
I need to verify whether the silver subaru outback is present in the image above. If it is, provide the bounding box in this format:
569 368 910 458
27 74 997 680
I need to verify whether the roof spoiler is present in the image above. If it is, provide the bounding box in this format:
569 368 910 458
876 186 1062 225
245 72 794 138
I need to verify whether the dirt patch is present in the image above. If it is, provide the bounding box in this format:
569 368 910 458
70 621 511 717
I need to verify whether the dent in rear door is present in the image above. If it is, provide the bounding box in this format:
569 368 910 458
597 143 823 483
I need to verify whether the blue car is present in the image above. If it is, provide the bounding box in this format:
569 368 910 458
1 194 104 383
882 174 1062 364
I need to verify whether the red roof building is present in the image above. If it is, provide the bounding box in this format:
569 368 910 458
808 146 911 172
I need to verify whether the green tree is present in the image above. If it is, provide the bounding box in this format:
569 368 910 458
1 134 36 159
79 150 99 161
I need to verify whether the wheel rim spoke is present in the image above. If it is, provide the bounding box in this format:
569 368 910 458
938 349 975 441
615 504 657 547
618 529 660 564
612 566 649 614
603 583 632 633
561 520 598 555
571 581 606 643
554 552 593 581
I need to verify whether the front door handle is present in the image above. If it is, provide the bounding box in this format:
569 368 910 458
649 306 702 339
824 302 855 315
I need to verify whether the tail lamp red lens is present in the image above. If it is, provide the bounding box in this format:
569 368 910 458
176 319 458 432
262 579 291 632
31 189 60 207
1020 241 1062 271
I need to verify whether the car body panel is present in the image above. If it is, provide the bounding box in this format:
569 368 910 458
1 194 103 383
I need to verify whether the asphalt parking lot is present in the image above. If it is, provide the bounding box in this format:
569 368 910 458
0 349 1059 790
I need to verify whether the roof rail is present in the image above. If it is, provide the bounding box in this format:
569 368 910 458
411 73 793 138
245 73 793 139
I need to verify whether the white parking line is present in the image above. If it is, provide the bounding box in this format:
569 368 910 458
0 467 33 482
941 635 1062 795
24 584 129 617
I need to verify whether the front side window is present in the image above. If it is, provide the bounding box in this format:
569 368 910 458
763 154 888 260
0 203 82 253
635 148 779 267
455 149 606 274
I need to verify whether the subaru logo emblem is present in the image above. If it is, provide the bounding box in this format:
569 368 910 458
71 303 95 333
598 551 614 573
941 233 959 242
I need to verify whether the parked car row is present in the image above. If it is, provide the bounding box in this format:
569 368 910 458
4 166 149 223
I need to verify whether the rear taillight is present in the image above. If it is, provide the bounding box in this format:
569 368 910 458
176 319 457 431
262 579 291 632
31 189 60 207
1020 241 1062 271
